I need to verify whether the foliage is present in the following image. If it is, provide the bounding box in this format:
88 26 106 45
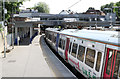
101 1 120 18
0 24 2 31
32 2 49 13
1 0 30 21
113 1 120 18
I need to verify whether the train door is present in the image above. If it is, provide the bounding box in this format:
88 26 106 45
103 48 120 79
65 38 70 61
56 33 59 52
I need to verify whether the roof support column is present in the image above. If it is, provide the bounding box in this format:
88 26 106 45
30 27 33 43
15 27 18 45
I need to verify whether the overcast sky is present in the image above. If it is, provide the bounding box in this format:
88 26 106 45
21 0 119 14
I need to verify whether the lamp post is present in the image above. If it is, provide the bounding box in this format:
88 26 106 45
12 6 15 49
3 0 7 58
89 17 92 30
104 8 113 29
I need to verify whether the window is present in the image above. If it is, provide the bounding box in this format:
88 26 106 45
52 35 56 43
85 48 96 68
106 49 113 75
69 42 72 54
77 45 85 62
59 38 62 48
62 40 65 50
54 37 56 43
113 51 120 78
71 43 78 58
52 35 54 42
49 34 52 40
95 52 102 72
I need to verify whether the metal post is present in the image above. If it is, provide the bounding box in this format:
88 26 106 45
12 7 14 49
95 11 97 29
89 17 91 30
110 9 113 29
3 0 6 58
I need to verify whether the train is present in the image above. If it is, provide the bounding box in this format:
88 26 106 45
45 28 120 79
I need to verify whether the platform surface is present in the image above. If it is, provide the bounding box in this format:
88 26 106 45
2 35 55 77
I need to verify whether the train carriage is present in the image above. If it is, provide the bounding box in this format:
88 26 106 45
45 28 120 79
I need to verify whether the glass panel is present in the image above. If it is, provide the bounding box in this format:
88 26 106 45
52 35 54 42
85 48 95 68
62 40 65 50
106 49 113 75
69 42 72 54
77 45 85 62
95 52 102 72
113 51 120 78
71 43 78 58
59 38 62 48
54 37 56 43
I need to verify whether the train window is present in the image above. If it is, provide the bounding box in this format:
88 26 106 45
48 34 50 39
62 40 65 50
106 49 113 75
53 35 56 43
54 37 56 43
50 34 52 40
95 52 102 72
113 51 120 78
59 38 62 49
71 43 78 58
52 35 54 42
85 48 95 68
77 45 85 62
49 34 51 40
69 42 72 54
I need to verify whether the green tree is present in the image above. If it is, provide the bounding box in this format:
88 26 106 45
32 2 49 13
113 1 120 18
101 2 114 14
1 0 30 20
101 1 120 18
0 24 2 31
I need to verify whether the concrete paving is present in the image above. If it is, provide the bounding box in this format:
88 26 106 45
2 35 55 77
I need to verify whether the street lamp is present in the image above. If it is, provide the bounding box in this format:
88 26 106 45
3 0 7 58
104 8 113 29
11 6 15 49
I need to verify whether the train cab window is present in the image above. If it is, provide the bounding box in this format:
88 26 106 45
71 43 78 58
113 51 120 78
95 52 102 72
85 48 96 68
69 42 72 54
106 49 113 75
59 38 62 48
77 45 85 62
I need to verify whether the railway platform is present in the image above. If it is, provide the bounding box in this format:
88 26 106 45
2 35 75 78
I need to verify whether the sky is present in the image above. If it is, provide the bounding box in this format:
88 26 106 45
21 0 119 14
